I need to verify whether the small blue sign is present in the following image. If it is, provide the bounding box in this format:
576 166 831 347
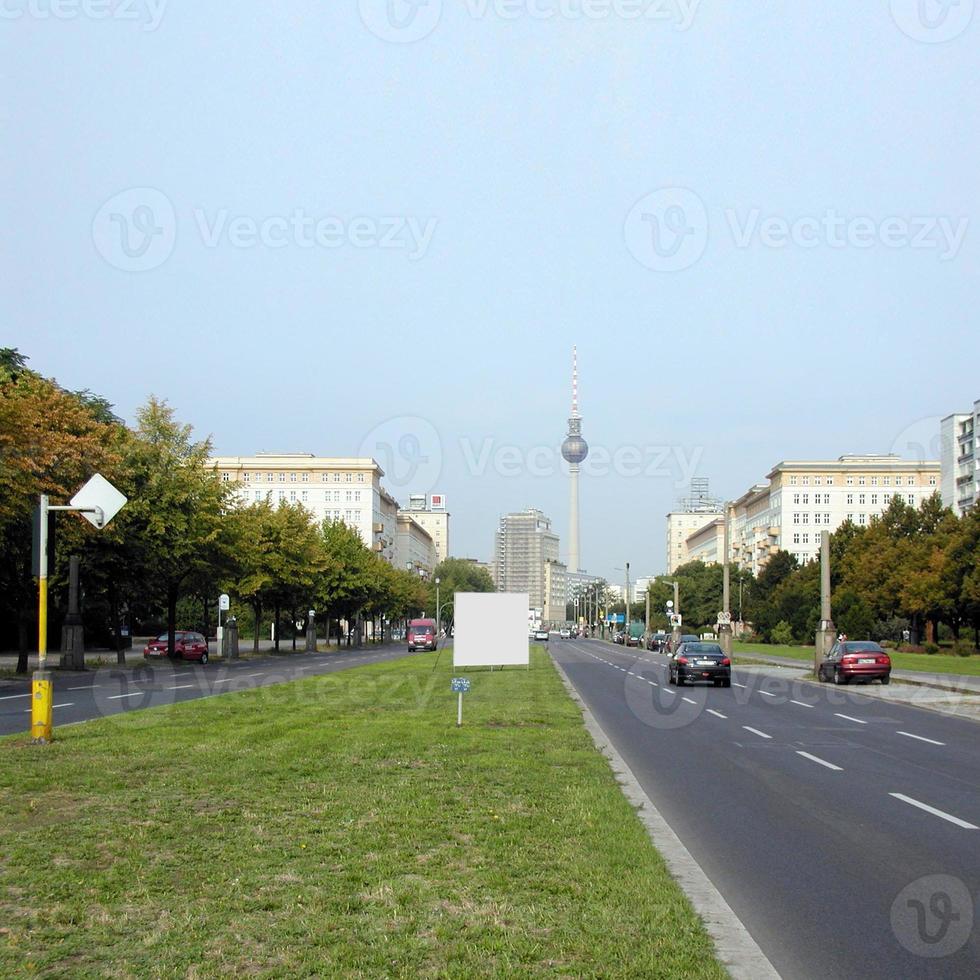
451 677 471 693
606 613 625 624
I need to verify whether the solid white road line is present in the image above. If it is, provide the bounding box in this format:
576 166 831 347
169 684 194 690
889 793 978 830
790 700 815 708
896 731 945 746
706 709 727 719
742 726 772 740
108 692 143 700
796 751 843 772
834 713 867 725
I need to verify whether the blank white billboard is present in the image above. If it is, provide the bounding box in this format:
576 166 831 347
453 592 530 668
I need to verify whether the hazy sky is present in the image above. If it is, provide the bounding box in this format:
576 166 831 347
4 1 978 581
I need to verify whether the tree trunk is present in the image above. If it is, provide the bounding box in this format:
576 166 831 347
167 587 179 659
203 594 210 644
110 587 126 665
291 605 297 652
274 602 280 652
252 601 261 654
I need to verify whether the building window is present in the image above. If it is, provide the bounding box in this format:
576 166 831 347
357 473 365 483
884 493 891 504
802 477 810 486
802 494 809 504
301 490 308 502
871 476 878 486
824 494 831 504
793 532 800 544
345 473 353 483
290 473 297 483
802 513 809 524
871 494 878 506
846 476 854 486
793 513 800 524
302 473 309 483
814 477 822 486
289 490 297 502
354 491 361 502
790 476 798 486
333 473 341 483
884 476 891 486
793 493 800 504
345 490 353 502
221 472 230 482
243 472 250 482
908 493 915 504
278 490 286 501
907 477 914 486
929 476 937 486
802 533 810 544
278 473 286 483
858 476 866 486
858 514 866 525
254 491 262 501
267 473 274 482
859 494 866 505
847 513 854 522
847 494 853 505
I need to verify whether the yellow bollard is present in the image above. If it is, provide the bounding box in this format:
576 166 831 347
31 673 53 743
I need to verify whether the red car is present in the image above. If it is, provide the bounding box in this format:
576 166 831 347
817 640 890 685
143 631 210 664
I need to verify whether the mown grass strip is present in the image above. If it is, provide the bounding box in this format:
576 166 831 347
0 647 726 979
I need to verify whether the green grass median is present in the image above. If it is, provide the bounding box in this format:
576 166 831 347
0 648 725 979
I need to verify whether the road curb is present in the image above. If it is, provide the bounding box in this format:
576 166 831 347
549 651 782 980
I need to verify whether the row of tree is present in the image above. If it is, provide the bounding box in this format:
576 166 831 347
624 496 980 647
0 349 493 672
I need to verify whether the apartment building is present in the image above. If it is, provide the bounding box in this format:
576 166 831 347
721 455 941 574
493 508 560 611
400 493 450 563
666 509 724 573
685 518 726 565
543 558 568 625
940 401 979 516
209 454 399 563
395 513 437 576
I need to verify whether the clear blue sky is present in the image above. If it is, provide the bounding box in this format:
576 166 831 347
4 2 978 580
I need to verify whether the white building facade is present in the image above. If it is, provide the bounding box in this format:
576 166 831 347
941 402 979 516
209 454 400 563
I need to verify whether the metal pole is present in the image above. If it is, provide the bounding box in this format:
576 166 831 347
436 578 441 648
625 562 630 641
719 504 733 657
457 691 463 727
645 588 650 635
32 494 53 743
673 580 679 615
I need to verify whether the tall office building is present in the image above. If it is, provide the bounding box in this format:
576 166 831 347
940 402 979 516
561 346 589 572
400 493 451 563
493 508 561 612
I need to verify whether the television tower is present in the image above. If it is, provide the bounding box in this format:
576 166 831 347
561 346 589 572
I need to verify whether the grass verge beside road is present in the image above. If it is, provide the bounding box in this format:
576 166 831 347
734 641 980 677
0 647 724 979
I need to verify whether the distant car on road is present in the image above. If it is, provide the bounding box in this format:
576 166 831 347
666 633 700 655
613 631 625 644
559 628 572 639
668 641 731 687
817 641 891 685
533 629 549 642
143 631 209 664
646 631 668 652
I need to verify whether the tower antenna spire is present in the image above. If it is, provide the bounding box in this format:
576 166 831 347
571 346 579 418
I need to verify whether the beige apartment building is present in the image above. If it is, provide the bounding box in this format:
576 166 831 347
687 455 941 576
395 513 437 576
400 493 450 564
209 454 400 563
666 508 724 573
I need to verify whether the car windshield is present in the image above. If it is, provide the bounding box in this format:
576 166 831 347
685 644 723 655
845 642 883 653
155 634 169 642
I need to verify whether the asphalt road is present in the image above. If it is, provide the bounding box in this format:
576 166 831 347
551 637 980 980
0 645 419 737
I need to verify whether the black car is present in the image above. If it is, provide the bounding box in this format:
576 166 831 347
645 631 667 651
668 642 731 687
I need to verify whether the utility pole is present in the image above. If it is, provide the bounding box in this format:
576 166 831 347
719 504 733 657
815 531 835 672
625 562 631 639
435 577 441 648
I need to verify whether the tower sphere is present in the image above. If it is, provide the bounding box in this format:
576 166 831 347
562 434 589 464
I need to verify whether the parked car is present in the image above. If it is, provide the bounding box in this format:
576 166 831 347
666 633 700 655
817 641 891 685
143 631 209 664
668 641 731 687
533 628 549 642
613 631 625 644
646 631 668 652
407 618 437 652
559 628 572 639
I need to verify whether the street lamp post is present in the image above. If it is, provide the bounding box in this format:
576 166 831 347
435 577 441 645
719 502 733 657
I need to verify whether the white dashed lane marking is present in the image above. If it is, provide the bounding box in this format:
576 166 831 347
889 794 978 830
797 751 843 772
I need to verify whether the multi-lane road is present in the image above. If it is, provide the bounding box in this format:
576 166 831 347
0 646 416 737
552 636 980 980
